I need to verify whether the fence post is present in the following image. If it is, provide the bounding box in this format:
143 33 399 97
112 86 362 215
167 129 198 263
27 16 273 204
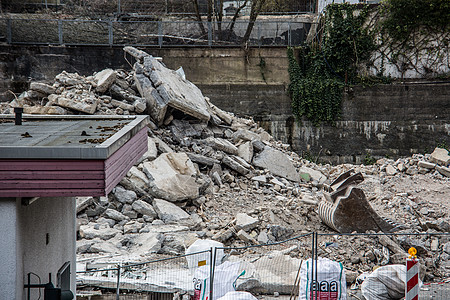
117 0 121 15
116 265 121 300
158 21 163 48
257 23 261 47
288 22 291 47
207 21 212 46
58 20 63 45
314 232 318 300
6 19 11 44
209 248 216 300
108 21 113 46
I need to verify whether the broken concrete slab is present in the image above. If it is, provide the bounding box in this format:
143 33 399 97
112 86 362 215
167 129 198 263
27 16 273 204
54 96 98 114
143 55 210 122
298 166 327 183
418 161 436 169
113 186 137 204
132 200 157 218
222 155 250 175
385 164 397 176
187 153 220 167
238 141 254 163
143 137 158 161
207 137 239 155
252 147 300 182
236 213 259 232
143 152 200 201
104 208 128 222
29 82 56 95
129 232 163 255
76 197 94 214
79 225 120 240
231 129 261 143
430 147 450 166
127 166 149 190
95 69 116 93
23 105 67 115
152 199 191 224
437 165 450 178
124 46 151 63
134 72 169 124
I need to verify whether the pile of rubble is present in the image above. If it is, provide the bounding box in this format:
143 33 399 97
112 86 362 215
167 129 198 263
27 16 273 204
2 47 450 288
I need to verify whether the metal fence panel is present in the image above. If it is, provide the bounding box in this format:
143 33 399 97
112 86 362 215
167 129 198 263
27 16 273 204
314 232 450 300
112 21 160 46
61 19 109 45
9 18 59 44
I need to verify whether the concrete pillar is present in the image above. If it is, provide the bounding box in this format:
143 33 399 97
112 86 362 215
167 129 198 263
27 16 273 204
0 198 22 299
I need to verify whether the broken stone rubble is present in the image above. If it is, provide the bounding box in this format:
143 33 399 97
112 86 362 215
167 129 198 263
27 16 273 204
3 46 449 294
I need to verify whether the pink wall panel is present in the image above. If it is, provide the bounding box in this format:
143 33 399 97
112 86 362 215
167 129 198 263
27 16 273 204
0 127 148 198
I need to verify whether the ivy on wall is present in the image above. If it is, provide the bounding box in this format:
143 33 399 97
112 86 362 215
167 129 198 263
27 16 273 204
288 3 376 126
288 0 449 126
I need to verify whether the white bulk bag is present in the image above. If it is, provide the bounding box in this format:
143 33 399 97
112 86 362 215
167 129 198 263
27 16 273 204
299 257 347 300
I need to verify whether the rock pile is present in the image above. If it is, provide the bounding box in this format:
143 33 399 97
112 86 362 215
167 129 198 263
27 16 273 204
2 47 450 286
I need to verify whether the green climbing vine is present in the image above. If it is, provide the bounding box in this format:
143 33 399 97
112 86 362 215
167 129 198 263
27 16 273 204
288 3 376 126
288 0 450 125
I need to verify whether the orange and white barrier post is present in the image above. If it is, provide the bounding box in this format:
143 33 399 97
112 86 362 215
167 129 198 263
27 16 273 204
406 247 419 300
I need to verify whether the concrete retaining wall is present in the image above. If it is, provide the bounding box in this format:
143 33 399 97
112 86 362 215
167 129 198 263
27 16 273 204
0 45 449 163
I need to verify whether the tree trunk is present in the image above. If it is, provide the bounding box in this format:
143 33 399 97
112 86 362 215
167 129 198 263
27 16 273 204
192 0 206 36
227 0 249 40
241 0 266 45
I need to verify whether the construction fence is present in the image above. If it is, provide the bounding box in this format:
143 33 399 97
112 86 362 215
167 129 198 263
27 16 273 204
0 17 311 47
76 232 450 299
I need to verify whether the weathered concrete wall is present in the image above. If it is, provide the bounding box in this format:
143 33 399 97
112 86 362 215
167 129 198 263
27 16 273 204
0 45 449 163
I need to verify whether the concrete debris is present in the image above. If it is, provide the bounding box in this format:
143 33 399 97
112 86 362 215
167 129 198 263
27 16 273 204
4 46 448 292
430 147 450 166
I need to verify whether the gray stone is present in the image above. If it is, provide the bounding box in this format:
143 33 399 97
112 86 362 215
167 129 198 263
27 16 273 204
406 166 418 175
95 69 116 93
104 208 128 222
153 136 174 153
430 148 450 166
113 186 137 204
140 224 190 234
431 239 439 251
236 230 255 243
385 164 397 176
124 46 150 62
418 161 436 169
298 167 326 183
129 232 163 255
205 98 234 125
111 99 134 112
127 166 149 190
123 221 144 234
55 96 98 114
160 231 198 255
121 204 138 219
79 225 120 240
269 225 294 241
143 152 200 202
143 137 158 161
252 140 266 152
76 197 94 214
144 55 210 122
187 153 220 167
89 241 119 253
153 198 191 223
134 72 168 124
133 99 147 113
251 175 266 183
76 239 95 253
236 213 259 232
206 137 238 155
96 217 116 228
23 105 67 115
257 231 269 244
253 147 300 182
437 165 450 178
238 141 254 163
29 82 56 95
443 242 450 255
132 200 157 218
222 155 250 175
231 129 261 143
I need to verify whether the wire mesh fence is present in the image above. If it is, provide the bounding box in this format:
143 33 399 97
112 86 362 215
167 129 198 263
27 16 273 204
0 18 311 46
76 232 450 299
0 0 316 16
